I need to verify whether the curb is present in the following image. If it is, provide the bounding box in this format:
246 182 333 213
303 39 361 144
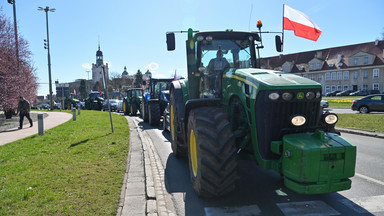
337 127 384 139
118 117 175 216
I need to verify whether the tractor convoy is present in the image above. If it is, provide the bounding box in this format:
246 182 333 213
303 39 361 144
164 25 356 197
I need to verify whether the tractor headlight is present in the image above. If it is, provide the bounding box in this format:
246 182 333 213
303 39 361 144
306 91 315 100
322 113 338 125
268 92 279 100
316 91 321 99
206 35 213 41
291 115 306 126
282 92 293 101
197 36 204 41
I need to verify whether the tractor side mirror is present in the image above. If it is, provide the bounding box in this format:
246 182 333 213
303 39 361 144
275 35 282 52
166 33 175 51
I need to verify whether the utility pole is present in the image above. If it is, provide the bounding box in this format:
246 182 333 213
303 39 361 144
7 0 19 74
38 6 55 109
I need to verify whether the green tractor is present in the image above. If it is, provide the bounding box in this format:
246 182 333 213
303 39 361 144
166 27 356 197
63 93 79 110
141 78 173 126
123 88 143 116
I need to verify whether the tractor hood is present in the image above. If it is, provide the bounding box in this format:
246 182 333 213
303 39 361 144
225 68 321 90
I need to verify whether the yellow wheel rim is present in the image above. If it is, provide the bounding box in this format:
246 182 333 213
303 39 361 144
170 105 176 142
130 105 133 113
123 102 126 112
190 129 198 177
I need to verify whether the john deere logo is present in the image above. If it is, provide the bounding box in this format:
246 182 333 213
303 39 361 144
297 92 304 100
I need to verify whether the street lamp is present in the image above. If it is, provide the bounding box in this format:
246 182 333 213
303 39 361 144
7 0 19 74
38 6 55 109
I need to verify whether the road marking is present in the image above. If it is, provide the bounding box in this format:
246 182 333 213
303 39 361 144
205 205 262 216
276 200 340 216
355 173 384 186
340 195 384 214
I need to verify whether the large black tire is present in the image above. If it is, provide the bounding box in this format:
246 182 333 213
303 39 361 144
130 103 137 116
148 102 161 126
170 89 186 157
142 103 149 122
187 107 237 198
123 100 129 115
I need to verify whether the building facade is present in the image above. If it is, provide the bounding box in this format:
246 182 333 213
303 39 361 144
92 45 109 85
260 40 384 94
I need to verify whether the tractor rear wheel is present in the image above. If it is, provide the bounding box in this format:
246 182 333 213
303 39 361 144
149 103 161 126
187 107 237 198
123 101 129 115
130 103 137 116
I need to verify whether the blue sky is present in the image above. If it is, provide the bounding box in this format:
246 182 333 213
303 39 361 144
1 0 383 96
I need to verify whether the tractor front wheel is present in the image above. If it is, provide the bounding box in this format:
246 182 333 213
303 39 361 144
130 103 137 116
187 107 237 198
123 101 129 115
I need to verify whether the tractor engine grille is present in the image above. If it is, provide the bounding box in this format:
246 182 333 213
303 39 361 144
255 89 322 159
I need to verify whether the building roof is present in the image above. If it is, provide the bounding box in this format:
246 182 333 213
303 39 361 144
261 40 384 73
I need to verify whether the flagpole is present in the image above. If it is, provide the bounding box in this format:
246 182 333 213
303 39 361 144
282 4 285 52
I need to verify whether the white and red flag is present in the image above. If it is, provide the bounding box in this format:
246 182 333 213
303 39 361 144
283 4 322 41
74 89 76 97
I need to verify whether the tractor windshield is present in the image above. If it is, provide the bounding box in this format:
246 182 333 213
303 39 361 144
199 39 252 71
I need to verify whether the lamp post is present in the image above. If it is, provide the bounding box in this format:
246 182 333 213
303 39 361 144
7 0 19 74
38 6 55 110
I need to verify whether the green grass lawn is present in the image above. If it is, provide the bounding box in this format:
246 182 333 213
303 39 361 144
338 113 384 132
0 111 129 215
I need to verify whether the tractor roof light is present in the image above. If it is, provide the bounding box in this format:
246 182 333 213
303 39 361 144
257 20 263 29
206 35 213 41
322 113 338 125
291 115 306 127
197 36 204 41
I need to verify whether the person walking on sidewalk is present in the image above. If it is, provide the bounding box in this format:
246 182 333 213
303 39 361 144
16 96 33 129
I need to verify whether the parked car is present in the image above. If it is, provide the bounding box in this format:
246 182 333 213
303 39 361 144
325 90 340 97
116 101 123 113
336 90 354 96
351 94 384 113
350 89 380 96
320 100 329 108
102 99 120 111
76 102 85 109
40 104 50 110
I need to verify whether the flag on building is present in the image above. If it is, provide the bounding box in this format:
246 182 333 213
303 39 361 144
283 4 322 41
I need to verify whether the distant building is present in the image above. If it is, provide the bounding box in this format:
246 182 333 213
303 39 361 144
122 66 129 78
260 40 384 94
143 70 152 81
92 45 109 86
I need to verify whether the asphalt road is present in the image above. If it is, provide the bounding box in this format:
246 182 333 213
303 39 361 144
131 116 384 216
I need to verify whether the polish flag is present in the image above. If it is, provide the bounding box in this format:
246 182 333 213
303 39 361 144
74 89 76 97
283 5 322 41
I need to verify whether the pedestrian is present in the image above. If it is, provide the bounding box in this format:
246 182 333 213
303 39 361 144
16 96 33 129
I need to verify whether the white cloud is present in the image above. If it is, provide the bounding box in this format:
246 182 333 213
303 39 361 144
145 62 159 72
81 63 92 69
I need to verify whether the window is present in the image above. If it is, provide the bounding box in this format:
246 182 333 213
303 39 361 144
353 71 358 79
337 85 342 91
325 86 330 93
364 56 369 64
318 74 323 82
337 71 342 80
343 85 349 90
363 70 368 78
353 58 358 65
309 63 314 70
303 74 307 78
311 74 314 80
373 83 379 90
317 62 322 69
373 69 379 78
331 72 337 80
343 71 349 80
371 96 381 101
325 72 330 81
331 86 336 91
363 84 368 90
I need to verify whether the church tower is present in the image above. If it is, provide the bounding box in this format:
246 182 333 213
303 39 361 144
92 44 109 88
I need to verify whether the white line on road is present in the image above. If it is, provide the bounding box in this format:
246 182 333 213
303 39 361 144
355 173 384 186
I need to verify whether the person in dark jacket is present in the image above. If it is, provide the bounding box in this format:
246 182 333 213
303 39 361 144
16 96 33 129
